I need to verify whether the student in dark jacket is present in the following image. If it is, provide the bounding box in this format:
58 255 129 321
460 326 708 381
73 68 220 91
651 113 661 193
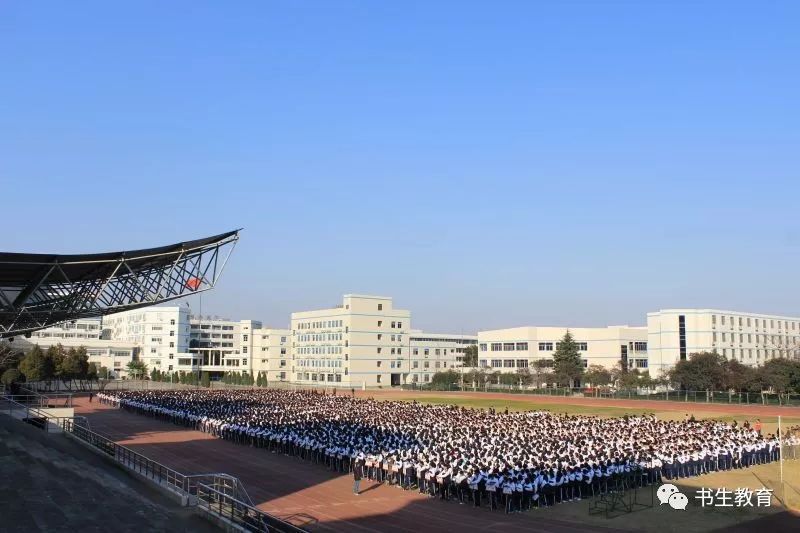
353 457 364 495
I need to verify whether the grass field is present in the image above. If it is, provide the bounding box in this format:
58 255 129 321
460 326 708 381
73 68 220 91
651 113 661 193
384 392 800 435
370 390 800 530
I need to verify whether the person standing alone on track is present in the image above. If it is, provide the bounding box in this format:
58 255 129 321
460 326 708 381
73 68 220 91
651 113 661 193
353 454 365 495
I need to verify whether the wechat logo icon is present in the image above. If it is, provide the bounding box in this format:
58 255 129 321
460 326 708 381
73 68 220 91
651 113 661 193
657 483 688 510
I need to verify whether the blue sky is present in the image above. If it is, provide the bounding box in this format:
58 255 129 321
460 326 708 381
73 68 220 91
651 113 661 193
2 1 798 333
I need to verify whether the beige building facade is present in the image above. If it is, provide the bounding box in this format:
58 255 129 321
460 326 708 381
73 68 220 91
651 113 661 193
408 331 478 384
252 328 291 382
477 326 649 376
291 295 411 387
647 309 800 376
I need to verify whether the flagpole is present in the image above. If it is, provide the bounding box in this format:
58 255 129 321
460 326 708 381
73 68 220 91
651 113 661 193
779 415 784 505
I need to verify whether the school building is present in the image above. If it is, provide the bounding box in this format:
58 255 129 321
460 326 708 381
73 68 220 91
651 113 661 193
647 309 800 377
476 326 649 373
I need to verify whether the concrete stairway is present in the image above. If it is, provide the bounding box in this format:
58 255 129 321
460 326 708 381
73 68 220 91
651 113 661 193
0 419 217 532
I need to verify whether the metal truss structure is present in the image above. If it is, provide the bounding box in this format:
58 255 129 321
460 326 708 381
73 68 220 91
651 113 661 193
0 230 240 338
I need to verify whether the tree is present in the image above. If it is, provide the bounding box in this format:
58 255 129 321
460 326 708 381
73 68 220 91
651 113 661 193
126 360 147 380
515 367 532 387
201 371 211 388
669 351 726 391
618 369 651 391
461 345 479 367
87 362 98 381
98 366 110 380
431 370 461 390
552 331 584 387
0 343 22 375
584 364 612 387
19 345 53 382
1 368 24 387
759 358 800 394
531 359 552 388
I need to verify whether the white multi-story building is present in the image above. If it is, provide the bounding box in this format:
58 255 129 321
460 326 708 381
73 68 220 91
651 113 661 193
647 309 800 376
12 318 138 378
252 328 291 382
187 316 262 376
477 326 649 378
102 306 190 374
291 295 411 387
408 331 478 384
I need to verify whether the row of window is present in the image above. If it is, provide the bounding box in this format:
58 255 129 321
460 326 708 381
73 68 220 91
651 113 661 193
192 323 235 330
297 359 344 368
712 315 799 331
298 320 345 330
298 333 344 342
411 348 455 356
297 346 343 355
409 337 478 344
713 332 799 345
478 341 591 352
298 372 345 382
721 348 799 359
479 359 590 369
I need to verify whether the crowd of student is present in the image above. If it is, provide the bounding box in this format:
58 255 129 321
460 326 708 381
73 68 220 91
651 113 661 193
96 389 798 513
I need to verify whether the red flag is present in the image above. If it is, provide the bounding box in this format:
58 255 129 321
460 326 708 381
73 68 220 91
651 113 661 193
186 277 202 290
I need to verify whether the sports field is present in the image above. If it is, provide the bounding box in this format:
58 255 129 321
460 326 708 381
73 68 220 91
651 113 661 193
74 390 800 532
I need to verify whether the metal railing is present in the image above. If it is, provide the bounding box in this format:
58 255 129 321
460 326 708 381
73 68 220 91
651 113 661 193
59 419 307 532
197 482 307 533
0 395 88 433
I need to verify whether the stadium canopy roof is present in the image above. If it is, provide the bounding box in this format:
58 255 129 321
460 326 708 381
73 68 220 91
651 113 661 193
0 230 240 338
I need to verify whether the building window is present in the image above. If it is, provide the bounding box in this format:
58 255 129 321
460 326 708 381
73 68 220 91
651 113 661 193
491 360 502 368
397 322 402 328
377 361 382 367
633 341 647 351
424 349 429 356
479 343 487 352
378 320 382 327
576 342 588 351
243 346 248 353
678 315 687 360
503 343 515 351
516 359 528 368
391 321 396 328
515 342 528 351
538 342 553 351
376 375 382 383
378 304 383 311
243 334 248 342
491 343 502 351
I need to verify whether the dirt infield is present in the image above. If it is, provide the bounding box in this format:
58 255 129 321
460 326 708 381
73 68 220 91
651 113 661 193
358 389 800 418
